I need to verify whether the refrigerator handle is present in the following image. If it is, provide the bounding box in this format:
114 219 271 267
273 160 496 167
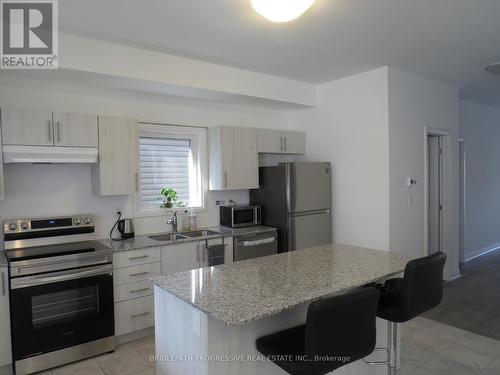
287 216 293 251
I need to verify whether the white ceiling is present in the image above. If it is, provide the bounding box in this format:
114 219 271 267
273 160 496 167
60 0 500 107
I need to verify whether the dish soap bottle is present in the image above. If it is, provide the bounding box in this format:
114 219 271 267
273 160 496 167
182 210 190 232
188 211 197 231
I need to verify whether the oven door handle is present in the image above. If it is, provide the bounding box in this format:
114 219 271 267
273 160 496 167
10 264 113 289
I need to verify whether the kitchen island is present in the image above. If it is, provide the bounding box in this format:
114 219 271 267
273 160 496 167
152 244 409 375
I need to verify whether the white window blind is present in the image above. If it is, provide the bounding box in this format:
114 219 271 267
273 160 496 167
139 137 191 209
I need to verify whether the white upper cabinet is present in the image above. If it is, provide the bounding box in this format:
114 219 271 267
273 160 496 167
53 112 98 147
92 116 137 196
1 108 98 148
1 108 54 146
209 126 258 190
256 128 305 154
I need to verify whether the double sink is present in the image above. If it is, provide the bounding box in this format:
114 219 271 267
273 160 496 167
148 230 221 242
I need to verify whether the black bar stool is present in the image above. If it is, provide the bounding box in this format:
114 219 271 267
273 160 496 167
366 252 447 374
256 287 380 375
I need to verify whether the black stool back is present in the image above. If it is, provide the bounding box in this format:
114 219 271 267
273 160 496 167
378 252 446 323
256 287 380 375
306 287 380 371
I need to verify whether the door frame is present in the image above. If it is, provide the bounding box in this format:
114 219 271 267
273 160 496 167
423 128 451 258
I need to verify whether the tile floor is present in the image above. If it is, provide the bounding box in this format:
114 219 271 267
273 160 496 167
39 336 156 375
6 316 500 375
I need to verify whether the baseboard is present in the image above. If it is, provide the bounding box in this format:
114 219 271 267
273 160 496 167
465 241 500 262
116 327 154 345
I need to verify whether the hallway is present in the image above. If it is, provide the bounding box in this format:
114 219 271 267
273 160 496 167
423 249 500 341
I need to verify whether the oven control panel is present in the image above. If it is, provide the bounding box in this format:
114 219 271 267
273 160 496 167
4 215 94 234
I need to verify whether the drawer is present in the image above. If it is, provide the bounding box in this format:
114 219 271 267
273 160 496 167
113 247 161 268
114 280 153 303
113 262 161 285
115 295 154 336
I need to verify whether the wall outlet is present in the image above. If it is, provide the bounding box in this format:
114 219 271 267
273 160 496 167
216 200 221 206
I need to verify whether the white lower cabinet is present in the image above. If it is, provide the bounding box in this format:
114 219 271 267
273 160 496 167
114 279 153 303
0 266 11 366
114 295 154 336
113 239 232 337
113 262 161 285
161 242 199 276
113 248 160 337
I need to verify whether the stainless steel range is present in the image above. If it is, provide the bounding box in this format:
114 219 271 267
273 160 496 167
3 215 115 375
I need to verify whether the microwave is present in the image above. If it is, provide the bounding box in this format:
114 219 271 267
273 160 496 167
220 205 262 228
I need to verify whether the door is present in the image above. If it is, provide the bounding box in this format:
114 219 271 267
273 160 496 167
282 131 305 154
1 108 54 146
92 116 137 196
10 271 114 361
428 135 443 254
220 126 258 190
289 211 332 251
53 112 98 147
288 162 331 213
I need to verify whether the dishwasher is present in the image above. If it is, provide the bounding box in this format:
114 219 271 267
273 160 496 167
233 231 278 262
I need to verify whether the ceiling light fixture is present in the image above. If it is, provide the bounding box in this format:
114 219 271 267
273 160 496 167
486 62 500 75
251 0 315 23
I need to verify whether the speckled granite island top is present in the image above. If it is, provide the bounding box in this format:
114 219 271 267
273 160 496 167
151 244 409 326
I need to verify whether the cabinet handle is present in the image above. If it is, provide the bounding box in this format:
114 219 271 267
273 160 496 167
135 173 139 192
284 137 287 151
56 121 61 143
129 255 149 261
48 121 52 142
129 271 149 277
1 271 5 296
280 136 283 151
129 287 150 294
196 243 200 264
224 172 228 188
130 312 151 319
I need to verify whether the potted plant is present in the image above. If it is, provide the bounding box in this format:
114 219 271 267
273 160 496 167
159 188 178 209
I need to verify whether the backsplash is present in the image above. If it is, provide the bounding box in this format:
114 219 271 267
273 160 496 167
0 163 249 241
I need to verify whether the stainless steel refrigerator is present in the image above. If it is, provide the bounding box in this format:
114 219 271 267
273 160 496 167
250 162 332 252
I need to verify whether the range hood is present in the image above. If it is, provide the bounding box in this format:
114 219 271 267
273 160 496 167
3 145 98 163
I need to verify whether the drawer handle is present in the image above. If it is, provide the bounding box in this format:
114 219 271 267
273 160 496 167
131 312 151 319
128 255 149 261
129 272 149 277
129 288 150 294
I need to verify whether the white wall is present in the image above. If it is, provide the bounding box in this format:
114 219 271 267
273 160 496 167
460 100 500 260
388 67 460 279
293 68 391 251
0 76 297 239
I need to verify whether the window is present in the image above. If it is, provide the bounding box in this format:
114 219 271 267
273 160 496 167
136 124 207 215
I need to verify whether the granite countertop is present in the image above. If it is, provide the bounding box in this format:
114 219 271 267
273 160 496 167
99 225 276 252
0 251 7 267
151 244 409 326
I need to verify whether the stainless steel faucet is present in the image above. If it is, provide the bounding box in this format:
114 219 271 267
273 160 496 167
167 211 178 233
